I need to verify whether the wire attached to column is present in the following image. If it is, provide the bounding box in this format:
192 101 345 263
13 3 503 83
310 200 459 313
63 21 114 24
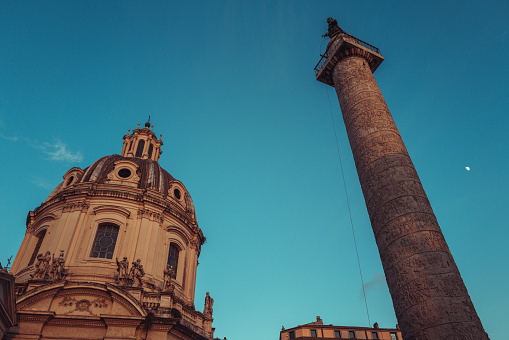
325 87 371 326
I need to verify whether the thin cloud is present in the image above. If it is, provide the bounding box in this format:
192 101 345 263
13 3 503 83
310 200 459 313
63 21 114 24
0 133 19 141
1 122 82 163
41 140 83 163
362 272 386 297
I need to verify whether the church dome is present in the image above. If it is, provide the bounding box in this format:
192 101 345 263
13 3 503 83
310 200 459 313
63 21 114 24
43 123 198 223
46 154 175 201
11 122 213 339
80 154 174 193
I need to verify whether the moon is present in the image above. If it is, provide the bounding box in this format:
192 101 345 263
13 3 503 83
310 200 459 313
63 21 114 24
465 167 470 171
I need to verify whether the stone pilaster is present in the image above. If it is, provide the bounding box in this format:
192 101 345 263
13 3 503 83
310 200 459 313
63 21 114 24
317 31 489 340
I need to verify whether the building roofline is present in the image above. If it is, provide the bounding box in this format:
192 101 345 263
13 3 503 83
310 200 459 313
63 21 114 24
282 324 399 333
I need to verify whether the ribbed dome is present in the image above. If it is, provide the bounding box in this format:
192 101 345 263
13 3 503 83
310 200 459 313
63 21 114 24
80 154 174 194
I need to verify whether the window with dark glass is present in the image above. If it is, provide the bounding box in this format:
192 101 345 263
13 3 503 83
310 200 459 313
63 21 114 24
390 333 397 340
334 330 341 338
349 331 356 339
90 223 119 259
371 332 379 339
128 141 133 151
310 329 317 337
135 140 145 157
28 230 46 265
167 243 179 275
289 331 295 339
148 144 153 158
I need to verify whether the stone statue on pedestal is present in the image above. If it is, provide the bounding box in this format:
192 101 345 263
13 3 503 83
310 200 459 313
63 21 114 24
116 256 129 283
49 250 66 280
31 251 51 279
129 258 145 287
163 265 175 292
204 292 213 318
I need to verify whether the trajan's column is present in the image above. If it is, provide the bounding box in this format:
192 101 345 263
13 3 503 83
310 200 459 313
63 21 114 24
315 18 489 340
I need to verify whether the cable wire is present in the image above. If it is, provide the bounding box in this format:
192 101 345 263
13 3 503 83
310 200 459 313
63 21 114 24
325 87 371 326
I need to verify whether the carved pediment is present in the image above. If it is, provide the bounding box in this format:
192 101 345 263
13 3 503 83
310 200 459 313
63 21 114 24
17 282 146 318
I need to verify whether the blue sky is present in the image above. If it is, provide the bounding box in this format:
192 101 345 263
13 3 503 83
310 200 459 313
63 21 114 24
1 1 508 339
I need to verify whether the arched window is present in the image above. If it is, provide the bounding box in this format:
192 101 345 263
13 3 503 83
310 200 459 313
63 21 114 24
135 140 145 157
167 243 179 275
28 230 46 265
148 144 154 158
90 223 119 259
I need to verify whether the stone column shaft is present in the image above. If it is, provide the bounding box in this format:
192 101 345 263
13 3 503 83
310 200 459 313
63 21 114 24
317 32 488 340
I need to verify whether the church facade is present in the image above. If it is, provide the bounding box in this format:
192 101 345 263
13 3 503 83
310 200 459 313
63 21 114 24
4 122 216 340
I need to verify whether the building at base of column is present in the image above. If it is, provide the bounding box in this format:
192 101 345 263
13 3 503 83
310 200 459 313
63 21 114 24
4 122 217 340
281 317 402 340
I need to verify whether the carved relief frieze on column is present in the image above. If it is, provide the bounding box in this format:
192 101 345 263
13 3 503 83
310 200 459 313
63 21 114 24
330 55 488 339
316 19 489 340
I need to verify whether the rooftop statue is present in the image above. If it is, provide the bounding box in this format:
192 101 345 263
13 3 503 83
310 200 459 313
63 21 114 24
322 17 344 39
116 257 129 283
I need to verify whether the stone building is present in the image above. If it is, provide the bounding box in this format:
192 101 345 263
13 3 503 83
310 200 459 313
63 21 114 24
280 317 401 340
0 271 16 339
4 122 216 340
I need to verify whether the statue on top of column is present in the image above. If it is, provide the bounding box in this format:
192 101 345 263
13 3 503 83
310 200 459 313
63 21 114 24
322 17 344 39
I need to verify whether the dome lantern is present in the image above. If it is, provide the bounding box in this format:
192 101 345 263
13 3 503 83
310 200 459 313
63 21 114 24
121 119 163 161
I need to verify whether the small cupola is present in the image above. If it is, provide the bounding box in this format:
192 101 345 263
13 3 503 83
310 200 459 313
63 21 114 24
121 118 163 161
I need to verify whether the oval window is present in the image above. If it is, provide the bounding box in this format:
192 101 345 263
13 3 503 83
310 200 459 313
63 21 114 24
66 176 74 186
174 189 181 200
118 168 132 178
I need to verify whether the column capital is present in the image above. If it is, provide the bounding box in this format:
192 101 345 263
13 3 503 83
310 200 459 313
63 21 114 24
315 33 384 86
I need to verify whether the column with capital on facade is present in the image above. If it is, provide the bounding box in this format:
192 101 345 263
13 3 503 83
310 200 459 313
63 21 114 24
315 19 489 340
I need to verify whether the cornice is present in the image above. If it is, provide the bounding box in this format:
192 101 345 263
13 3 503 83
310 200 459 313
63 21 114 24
102 316 144 327
46 316 105 328
17 311 55 323
32 183 200 234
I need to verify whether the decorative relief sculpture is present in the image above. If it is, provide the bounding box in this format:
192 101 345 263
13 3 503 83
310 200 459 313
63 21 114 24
129 258 145 287
58 296 108 315
137 208 163 222
31 251 51 279
163 265 175 293
116 256 129 283
63 201 90 213
204 292 213 318
49 250 66 280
